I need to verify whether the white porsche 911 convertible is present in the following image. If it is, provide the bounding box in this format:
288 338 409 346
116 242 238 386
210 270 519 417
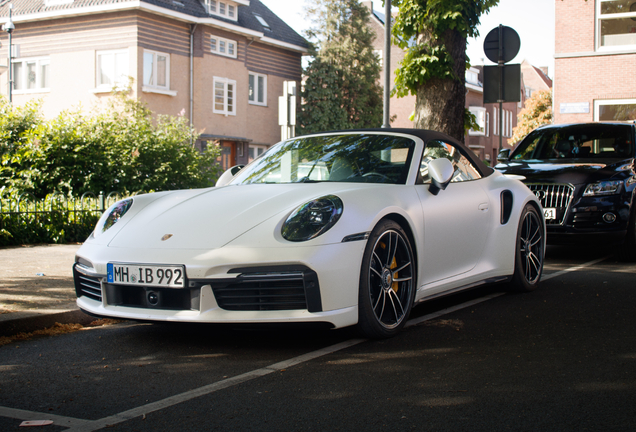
74 129 545 338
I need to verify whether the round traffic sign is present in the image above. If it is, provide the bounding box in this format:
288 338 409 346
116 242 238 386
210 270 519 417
483 25 520 64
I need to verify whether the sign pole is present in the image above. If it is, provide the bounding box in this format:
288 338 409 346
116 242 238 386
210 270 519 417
498 24 503 151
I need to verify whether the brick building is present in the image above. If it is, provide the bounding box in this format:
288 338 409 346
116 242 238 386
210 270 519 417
0 0 307 170
554 0 636 123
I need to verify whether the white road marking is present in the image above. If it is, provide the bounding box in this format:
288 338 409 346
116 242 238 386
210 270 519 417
541 256 610 281
0 255 610 431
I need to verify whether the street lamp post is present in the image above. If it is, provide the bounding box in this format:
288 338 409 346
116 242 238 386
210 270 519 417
2 4 15 103
381 0 391 128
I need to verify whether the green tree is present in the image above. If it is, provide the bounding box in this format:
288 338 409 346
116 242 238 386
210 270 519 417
299 0 383 135
0 97 43 188
391 0 499 142
509 90 553 145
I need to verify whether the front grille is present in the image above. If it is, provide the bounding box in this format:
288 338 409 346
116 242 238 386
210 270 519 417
572 210 604 228
103 284 200 311
73 264 103 302
213 274 307 311
527 183 574 225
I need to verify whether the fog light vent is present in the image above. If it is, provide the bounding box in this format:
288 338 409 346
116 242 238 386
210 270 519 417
602 212 617 223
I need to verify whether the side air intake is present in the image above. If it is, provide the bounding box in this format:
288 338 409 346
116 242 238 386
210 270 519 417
501 190 513 225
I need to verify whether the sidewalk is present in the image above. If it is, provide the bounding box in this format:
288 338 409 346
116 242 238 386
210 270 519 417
0 244 94 336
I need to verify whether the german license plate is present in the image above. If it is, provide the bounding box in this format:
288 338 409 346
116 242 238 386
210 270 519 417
107 263 185 288
543 208 557 220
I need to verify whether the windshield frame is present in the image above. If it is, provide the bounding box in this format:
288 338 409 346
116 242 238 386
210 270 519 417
230 132 420 186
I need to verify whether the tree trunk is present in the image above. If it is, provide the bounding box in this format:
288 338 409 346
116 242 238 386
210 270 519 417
413 28 467 143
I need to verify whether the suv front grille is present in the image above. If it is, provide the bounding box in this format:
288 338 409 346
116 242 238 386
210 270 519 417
527 183 574 225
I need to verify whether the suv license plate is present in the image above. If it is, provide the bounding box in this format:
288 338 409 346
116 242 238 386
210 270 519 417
107 263 185 288
543 208 557 220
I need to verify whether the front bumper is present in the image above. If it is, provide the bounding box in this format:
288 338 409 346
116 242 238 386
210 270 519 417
540 187 632 245
73 241 365 329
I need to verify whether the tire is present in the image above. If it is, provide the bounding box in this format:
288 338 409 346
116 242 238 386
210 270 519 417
509 204 544 292
357 220 416 338
617 208 636 262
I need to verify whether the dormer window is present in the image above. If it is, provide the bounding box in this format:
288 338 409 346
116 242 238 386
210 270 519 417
254 14 270 30
206 0 239 21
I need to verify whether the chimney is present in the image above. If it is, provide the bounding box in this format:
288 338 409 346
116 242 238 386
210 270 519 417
362 1 373 12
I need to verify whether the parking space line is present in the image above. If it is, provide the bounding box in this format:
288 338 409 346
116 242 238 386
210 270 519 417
541 256 610 281
0 256 610 431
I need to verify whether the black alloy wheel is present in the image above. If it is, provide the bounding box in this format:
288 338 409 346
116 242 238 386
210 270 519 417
510 204 544 292
357 220 415 338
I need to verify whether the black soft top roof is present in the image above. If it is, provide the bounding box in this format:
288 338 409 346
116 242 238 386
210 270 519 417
305 128 495 178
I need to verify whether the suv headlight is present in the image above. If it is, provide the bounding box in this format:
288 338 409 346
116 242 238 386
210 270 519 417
583 180 623 197
282 195 343 242
93 198 133 238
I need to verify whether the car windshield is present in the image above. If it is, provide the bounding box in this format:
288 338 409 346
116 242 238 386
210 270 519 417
231 134 416 185
511 124 634 160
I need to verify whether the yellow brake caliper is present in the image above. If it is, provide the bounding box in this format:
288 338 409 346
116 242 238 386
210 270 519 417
391 256 399 293
379 241 399 293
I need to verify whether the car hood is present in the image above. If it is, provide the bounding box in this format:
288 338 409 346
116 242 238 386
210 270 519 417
106 183 355 250
495 159 633 185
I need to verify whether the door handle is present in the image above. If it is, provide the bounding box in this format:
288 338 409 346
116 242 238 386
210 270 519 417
478 203 489 212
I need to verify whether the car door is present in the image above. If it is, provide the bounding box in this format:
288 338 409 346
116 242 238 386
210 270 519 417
416 140 492 286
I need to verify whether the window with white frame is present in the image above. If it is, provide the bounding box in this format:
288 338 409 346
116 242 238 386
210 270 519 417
206 0 238 21
96 50 129 90
248 72 267 106
493 107 498 135
468 106 487 136
485 112 490 137
594 98 636 121
249 144 268 162
504 110 509 137
508 110 512 137
143 50 172 93
213 77 236 116
12 57 50 93
597 0 636 49
210 36 238 59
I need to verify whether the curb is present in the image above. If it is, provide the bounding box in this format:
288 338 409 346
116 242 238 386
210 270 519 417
0 309 95 337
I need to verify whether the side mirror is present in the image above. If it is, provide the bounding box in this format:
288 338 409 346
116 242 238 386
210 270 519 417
215 165 245 187
497 148 511 162
428 158 454 196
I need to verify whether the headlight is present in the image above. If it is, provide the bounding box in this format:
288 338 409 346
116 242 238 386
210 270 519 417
281 195 343 242
583 180 623 197
93 198 133 238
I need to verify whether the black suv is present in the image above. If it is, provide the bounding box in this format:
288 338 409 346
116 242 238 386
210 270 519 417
496 122 636 260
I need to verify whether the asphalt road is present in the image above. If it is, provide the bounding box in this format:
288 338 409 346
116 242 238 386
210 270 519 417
0 244 634 431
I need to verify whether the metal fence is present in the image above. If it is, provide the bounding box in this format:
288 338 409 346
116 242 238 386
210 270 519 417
0 188 130 246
